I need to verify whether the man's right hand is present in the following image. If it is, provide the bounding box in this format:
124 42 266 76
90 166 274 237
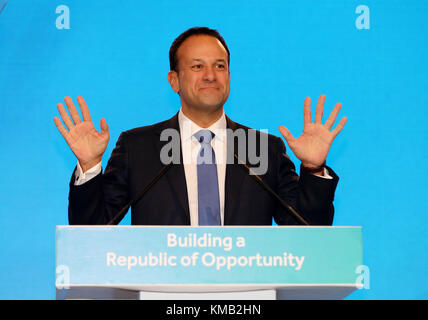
54 96 110 173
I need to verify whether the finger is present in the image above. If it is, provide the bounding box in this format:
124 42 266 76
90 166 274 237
57 102 75 130
64 96 82 125
331 116 347 138
303 97 312 126
53 116 71 144
315 94 325 124
325 102 342 130
100 118 109 135
279 126 295 146
77 96 92 122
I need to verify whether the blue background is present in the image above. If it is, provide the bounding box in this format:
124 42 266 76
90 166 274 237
0 0 427 299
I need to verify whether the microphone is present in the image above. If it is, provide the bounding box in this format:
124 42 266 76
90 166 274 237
234 153 310 226
107 162 173 225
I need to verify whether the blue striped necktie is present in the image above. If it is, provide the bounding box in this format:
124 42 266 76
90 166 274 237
194 129 221 225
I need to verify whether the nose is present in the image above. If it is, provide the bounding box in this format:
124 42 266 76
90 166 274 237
203 65 216 82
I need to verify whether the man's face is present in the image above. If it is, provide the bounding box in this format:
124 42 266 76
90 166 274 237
168 35 230 114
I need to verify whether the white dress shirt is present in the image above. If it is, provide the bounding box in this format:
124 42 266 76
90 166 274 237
178 109 227 226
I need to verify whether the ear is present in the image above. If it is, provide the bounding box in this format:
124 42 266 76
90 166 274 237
167 70 180 93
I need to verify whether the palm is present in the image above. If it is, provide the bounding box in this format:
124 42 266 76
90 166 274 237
279 95 347 168
67 121 109 163
54 96 109 167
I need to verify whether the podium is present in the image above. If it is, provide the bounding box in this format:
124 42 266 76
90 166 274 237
55 226 363 300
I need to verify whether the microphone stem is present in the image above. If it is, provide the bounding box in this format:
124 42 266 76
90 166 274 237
107 163 173 225
234 154 310 226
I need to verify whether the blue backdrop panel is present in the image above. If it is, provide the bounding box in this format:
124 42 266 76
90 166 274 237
0 0 426 299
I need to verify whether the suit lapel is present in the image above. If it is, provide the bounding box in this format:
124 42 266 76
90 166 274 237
224 116 246 225
154 113 190 224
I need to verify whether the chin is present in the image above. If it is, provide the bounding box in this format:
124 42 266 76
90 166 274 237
197 99 225 112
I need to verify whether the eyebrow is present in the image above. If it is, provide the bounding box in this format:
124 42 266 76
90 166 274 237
191 58 227 64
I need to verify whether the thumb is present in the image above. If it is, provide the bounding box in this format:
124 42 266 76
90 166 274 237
279 126 295 146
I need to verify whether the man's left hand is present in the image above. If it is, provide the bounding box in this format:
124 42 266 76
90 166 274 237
279 94 347 170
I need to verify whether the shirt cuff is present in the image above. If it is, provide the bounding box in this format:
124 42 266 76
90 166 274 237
313 167 333 180
74 161 102 186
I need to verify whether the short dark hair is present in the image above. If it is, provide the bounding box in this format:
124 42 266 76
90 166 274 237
169 27 230 72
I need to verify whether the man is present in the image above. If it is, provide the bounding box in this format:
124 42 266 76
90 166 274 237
54 27 347 226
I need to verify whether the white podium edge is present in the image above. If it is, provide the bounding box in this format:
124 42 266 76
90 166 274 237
56 283 362 300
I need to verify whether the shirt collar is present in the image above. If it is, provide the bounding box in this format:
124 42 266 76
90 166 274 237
178 108 227 142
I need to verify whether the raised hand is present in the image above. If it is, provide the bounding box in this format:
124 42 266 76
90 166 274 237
54 96 110 172
279 95 347 171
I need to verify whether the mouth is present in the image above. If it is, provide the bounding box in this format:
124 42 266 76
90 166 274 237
199 86 218 91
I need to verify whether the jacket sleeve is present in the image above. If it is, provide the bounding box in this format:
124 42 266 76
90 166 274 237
68 132 130 225
273 137 339 226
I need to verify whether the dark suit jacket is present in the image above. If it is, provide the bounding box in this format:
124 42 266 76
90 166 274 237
68 113 339 225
